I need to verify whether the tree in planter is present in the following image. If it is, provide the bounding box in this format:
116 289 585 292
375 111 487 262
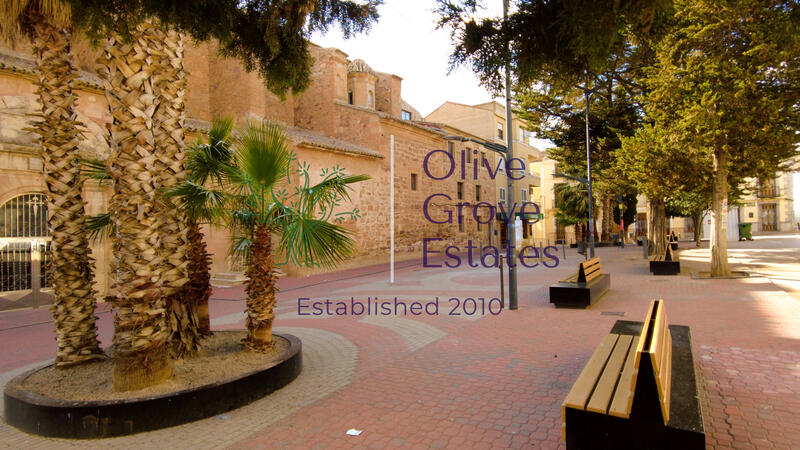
171 119 369 350
666 191 711 248
633 0 800 275
84 119 233 354
1 0 104 367
615 124 700 255
68 0 380 389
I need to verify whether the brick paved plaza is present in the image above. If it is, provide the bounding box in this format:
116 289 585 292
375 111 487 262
1 235 799 449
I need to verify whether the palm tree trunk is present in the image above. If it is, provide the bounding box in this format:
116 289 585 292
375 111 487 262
244 223 277 351
101 21 172 391
30 16 104 368
185 222 212 335
147 27 202 357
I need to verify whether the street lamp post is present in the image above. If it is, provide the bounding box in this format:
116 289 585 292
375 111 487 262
444 134 518 310
584 87 595 259
502 0 518 310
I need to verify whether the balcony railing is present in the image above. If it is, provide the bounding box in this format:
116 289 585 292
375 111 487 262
758 186 778 198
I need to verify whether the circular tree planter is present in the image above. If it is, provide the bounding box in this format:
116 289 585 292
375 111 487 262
3 332 301 439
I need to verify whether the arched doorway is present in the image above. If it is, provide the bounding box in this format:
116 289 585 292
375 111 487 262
0 193 53 310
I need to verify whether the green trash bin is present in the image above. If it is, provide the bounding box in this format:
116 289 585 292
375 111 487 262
738 222 753 241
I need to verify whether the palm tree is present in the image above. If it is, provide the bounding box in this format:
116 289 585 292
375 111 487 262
1 0 104 367
168 118 236 346
99 20 176 390
169 119 368 351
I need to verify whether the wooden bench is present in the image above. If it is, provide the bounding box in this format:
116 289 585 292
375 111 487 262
561 300 705 449
549 257 611 308
650 244 680 275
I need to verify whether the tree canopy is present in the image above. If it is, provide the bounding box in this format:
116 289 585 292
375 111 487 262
65 0 382 96
436 0 673 93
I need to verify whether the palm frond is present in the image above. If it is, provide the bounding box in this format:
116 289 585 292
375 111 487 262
186 117 236 185
208 116 235 148
302 173 371 206
232 120 290 194
79 157 110 180
228 234 254 264
276 210 356 268
85 212 113 243
163 181 229 224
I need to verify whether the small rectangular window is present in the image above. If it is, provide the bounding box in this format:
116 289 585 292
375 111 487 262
466 147 471 163
401 110 412 120
459 218 464 232
519 128 525 142
497 123 504 139
475 185 481 202
521 189 527 202
447 142 454 157
498 156 505 173
411 173 417 191
499 187 506 202
457 182 464 200
481 151 486 167
348 92 353 105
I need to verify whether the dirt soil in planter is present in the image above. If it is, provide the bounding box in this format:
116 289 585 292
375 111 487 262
20 331 290 402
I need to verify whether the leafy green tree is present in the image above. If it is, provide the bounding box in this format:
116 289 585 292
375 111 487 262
438 1 666 243
436 0 673 93
66 0 382 96
632 0 800 275
518 77 643 241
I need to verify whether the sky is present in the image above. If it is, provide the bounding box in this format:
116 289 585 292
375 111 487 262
309 0 503 118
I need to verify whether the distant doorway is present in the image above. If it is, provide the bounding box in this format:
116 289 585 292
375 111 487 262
760 203 777 232
636 213 647 238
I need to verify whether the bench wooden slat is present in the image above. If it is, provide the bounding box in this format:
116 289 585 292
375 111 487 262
659 330 672 423
636 300 656 366
587 334 634 414
562 334 620 412
608 336 641 418
647 299 672 424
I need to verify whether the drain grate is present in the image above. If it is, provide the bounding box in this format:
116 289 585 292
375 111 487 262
600 311 626 316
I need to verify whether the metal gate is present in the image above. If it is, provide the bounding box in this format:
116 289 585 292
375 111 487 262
0 193 53 309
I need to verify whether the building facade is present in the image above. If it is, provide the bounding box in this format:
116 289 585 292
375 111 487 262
0 37 492 308
424 101 573 247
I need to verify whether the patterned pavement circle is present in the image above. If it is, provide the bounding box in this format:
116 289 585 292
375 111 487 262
0 327 357 449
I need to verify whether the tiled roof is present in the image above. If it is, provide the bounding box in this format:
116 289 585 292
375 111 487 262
347 59 376 76
184 118 383 159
